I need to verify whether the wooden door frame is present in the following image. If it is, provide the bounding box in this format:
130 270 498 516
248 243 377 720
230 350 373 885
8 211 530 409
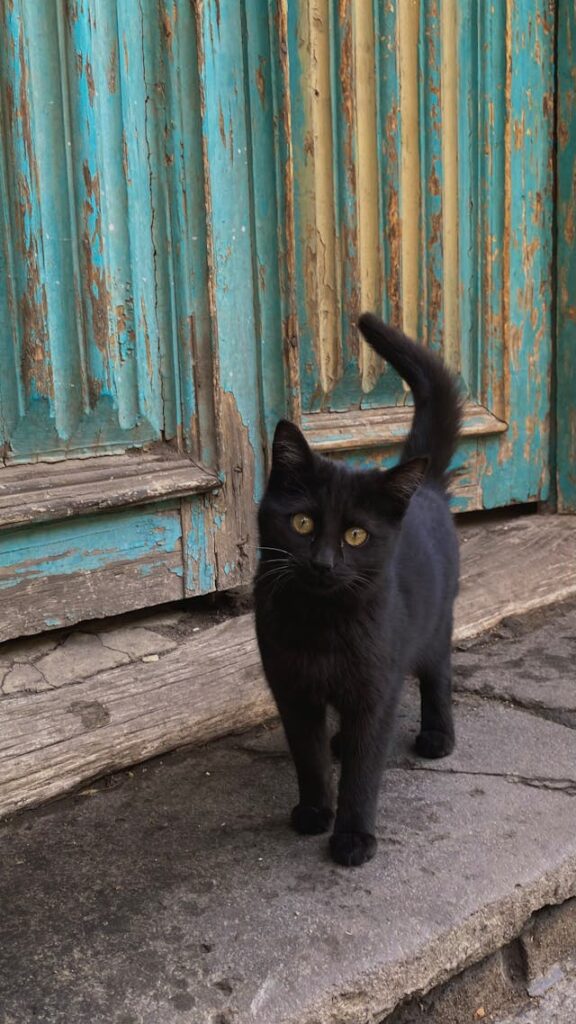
556 0 576 511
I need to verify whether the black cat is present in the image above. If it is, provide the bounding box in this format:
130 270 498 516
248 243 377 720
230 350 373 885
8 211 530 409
254 313 462 866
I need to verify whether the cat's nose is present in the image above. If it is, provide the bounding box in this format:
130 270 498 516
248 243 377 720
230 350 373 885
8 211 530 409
312 553 334 575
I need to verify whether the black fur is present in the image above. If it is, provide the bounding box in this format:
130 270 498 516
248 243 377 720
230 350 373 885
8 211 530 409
254 314 462 867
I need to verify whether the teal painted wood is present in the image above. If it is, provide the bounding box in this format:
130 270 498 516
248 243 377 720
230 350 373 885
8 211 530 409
242 0 293 446
283 0 554 512
0 504 182 590
363 0 404 410
0 0 561 644
456 0 479 392
0 0 228 464
481 0 554 508
287 2 318 416
189 0 265 588
161 0 217 466
330 0 360 413
197 0 262 480
0 1 160 458
556 0 576 511
479 0 507 415
0 0 269 637
374 0 401 328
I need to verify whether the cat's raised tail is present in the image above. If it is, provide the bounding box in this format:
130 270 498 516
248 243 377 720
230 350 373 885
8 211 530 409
358 312 462 482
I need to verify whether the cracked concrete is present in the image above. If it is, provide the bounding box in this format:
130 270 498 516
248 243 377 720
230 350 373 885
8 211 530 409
453 600 576 729
0 622 178 696
494 955 576 1022
3 604 576 1024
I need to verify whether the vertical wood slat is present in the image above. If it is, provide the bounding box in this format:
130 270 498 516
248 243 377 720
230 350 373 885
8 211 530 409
331 0 359 406
556 0 576 510
439 0 459 372
193 0 265 589
479 0 507 417
375 0 402 329
293 0 340 403
243 0 297 445
418 0 443 351
481 0 554 508
354 0 382 393
456 0 479 392
397 0 420 341
159 0 215 464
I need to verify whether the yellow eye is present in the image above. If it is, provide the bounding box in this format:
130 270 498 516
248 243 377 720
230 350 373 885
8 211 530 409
291 513 314 535
344 526 368 547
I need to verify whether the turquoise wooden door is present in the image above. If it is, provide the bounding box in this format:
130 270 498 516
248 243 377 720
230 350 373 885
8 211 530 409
0 0 558 642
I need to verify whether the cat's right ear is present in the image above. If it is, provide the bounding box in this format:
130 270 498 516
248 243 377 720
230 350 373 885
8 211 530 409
271 420 314 479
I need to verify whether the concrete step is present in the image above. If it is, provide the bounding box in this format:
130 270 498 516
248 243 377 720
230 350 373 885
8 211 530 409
384 898 576 1023
2 599 576 1024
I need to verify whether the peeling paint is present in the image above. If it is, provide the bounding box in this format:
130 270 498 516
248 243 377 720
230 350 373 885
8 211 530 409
255 55 266 106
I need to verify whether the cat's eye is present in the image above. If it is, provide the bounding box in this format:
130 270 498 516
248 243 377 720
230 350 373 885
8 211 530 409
343 526 368 547
291 513 314 535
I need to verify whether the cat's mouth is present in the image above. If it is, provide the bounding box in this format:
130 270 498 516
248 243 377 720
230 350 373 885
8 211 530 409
298 572 348 595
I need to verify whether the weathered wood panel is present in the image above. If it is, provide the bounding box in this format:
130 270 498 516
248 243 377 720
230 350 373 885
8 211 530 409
285 0 554 512
0 0 270 639
556 0 576 511
0 616 270 816
0 452 219 528
3 516 576 819
0 504 185 641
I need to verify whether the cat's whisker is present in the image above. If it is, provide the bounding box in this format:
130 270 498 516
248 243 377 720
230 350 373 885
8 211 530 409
267 568 292 600
257 566 288 583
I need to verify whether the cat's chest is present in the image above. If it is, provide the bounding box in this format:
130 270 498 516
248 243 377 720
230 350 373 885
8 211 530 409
267 616 375 689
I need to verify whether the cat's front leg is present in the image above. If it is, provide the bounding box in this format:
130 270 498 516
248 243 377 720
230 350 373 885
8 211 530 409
274 692 334 835
330 690 399 866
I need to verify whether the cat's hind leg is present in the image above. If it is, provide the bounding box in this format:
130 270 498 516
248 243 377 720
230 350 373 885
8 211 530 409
415 621 455 759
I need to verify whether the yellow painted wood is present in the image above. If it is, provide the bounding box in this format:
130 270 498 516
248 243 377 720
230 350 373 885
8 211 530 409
354 0 382 393
440 0 460 372
398 0 420 341
298 0 340 395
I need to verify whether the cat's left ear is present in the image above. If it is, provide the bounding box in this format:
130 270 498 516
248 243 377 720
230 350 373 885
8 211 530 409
271 420 314 476
379 456 429 514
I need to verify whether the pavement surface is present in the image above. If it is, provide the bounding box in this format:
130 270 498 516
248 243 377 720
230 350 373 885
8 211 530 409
2 602 576 1024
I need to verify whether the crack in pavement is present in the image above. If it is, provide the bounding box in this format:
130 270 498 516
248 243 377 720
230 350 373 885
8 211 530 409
404 764 576 796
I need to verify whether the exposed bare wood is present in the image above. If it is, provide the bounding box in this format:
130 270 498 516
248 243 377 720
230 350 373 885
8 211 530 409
456 516 576 640
0 616 271 816
440 0 460 372
354 0 382 392
2 516 575 818
0 452 219 529
0 557 184 644
397 0 420 338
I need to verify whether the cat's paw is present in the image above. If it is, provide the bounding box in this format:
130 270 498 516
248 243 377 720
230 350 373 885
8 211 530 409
329 831 377 867
415 729 455 759
330 731 342 760
291 804 334 835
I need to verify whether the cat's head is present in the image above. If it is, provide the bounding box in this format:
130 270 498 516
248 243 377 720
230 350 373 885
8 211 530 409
256 420 427 600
